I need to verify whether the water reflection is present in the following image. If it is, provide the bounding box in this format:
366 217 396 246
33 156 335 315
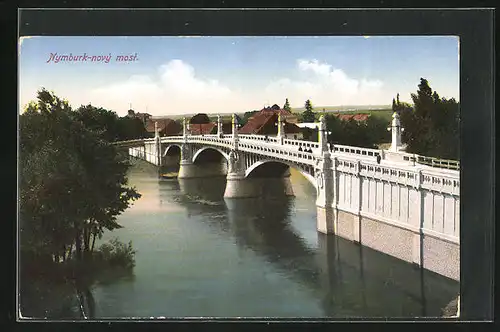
173 174 458 318
86 162 459 318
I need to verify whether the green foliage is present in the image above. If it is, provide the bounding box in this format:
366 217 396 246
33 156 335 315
301 127 318 142
20 88 143 317
95 238 136 271
73 104 149 141
283 98 291 112
301 99 315 122
324 114 390 148
398 78 459 160
20 88 141 265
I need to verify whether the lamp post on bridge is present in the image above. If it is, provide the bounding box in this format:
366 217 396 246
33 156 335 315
387 111 404 152
275 112 285 145
315 114 334 234
318 115 330 156
182 117 188 141
232 113 240 144
154 121 162 166
217 114 223 138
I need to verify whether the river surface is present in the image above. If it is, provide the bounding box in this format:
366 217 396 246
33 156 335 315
91 159 459 319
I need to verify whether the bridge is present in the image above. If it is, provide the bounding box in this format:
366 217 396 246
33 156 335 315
116 112 460 281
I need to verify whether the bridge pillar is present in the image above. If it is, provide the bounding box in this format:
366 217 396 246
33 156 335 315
177 143 196 178
223 150 250 198
316 115 336 234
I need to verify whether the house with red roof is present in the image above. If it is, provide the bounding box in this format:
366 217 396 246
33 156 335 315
238 107 303 139
188 122 217 135
145 117 182 136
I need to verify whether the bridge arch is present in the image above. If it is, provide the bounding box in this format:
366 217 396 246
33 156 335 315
245 159 317 189
192 146 230 164
163 144 182 157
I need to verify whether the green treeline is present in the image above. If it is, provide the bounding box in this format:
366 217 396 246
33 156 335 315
297 78 460 159
20 89 142 318
397 78 460 160
71 104 150 141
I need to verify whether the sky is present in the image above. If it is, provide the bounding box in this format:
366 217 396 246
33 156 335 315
19 36 459 117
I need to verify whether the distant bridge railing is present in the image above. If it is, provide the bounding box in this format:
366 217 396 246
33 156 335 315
115 135 460 171
414 156 460 170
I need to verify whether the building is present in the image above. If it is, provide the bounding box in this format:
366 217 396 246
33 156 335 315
145 117 182 136
258 104 299 124
127 109 152 125
189 122 217 135
239 107 303 139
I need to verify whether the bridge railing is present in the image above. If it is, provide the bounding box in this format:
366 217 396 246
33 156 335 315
332 144 381 158
389 150 460 171
185 135 234 148
415 155 460 170
129 146 159 163
238 141 317 166
283 138 320 150
334 154 459 196
120 135 460 171
238 134 279 144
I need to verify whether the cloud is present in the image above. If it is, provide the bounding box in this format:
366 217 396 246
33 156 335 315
91 59 238 115
264 59 386 106
158 60 231 98
84 58 388 116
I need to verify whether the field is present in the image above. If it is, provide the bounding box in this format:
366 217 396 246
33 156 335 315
164 105 395 123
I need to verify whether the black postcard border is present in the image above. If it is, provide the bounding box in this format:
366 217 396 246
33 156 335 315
6 5 496 328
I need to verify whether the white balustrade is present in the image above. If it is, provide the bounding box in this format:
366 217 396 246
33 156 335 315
120 135 459 173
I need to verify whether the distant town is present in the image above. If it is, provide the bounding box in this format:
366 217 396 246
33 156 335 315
127 103 393 140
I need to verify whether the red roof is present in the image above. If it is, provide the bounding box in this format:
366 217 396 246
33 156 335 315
239 111 301 135
238 112 275 134
260 107 292 115
334 114 370 122
145 118 182 135
189 122 217 135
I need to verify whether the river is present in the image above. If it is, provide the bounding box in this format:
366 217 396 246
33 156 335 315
90 159 459 319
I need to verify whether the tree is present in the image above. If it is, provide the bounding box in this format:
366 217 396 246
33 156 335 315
302 99 315 122
20 89 144 318
398 78 460 159
323 113 390 148
189 113 211 124
20 88 141 265
73 105 120 141
116 116 150 140
283 98 291 112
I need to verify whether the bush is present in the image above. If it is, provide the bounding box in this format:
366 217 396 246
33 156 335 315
95 238 137 271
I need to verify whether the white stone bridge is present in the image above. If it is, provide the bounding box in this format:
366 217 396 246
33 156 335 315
116 113 460 281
